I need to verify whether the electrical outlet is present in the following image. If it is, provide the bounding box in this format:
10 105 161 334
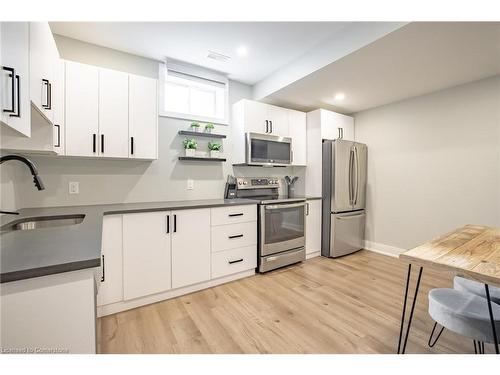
187 179 194 190
69 181 79 194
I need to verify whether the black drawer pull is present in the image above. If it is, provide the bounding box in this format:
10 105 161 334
130 137 134 155
101 254 105 282
228 258 244 264
101 134 104 154
228 234 243 239
92 134 97 153
228 213 243 217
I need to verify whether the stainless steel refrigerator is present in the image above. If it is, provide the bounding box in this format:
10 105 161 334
321 139 367 258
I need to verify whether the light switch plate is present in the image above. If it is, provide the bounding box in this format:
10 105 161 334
69 181 79 194
187 179 194 190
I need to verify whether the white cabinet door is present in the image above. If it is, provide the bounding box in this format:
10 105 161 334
65 61 99 157
243 99 268 134
99 68 129 158
288 109 307 166
267 104 289 137
98 215 124 306
306 200 322 255
1 22 30 136
321 110 354 141
29 22 56 122
123 211 172 300
52 59 65 155
129 74 157 159
171 208 211 289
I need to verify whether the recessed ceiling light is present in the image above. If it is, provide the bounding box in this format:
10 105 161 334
207 50 231 62
236 45 248 57
334 93 346 101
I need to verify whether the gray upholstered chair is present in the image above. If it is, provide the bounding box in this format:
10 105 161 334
427 288 500 353
453 276 500 305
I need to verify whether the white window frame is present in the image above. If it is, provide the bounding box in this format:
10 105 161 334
159 61 229 125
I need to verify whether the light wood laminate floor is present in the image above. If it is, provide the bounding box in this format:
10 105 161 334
99 250 491 354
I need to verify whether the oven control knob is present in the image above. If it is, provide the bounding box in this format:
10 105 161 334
243 181 247 185
238 181 242 185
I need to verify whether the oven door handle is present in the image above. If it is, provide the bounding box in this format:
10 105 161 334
265 202 306 210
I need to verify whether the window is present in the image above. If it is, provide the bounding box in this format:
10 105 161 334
160 63 228 124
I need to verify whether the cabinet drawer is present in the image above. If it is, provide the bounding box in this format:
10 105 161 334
211 205 257 226
211 246 257 279
211 222 257 252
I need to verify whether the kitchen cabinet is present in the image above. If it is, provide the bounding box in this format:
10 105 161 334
122 211 172 300
171 208 211 288
97 215 123 306
29 22 58 122
99 68 129 158
320 110 354 141
305 199 322 257
52 59 65 155
65 61 99 157
1 22 31 136
231 99 306 165
288 109 307 166
129 74 158 159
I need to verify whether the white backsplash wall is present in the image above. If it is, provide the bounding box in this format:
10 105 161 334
0 35 304 209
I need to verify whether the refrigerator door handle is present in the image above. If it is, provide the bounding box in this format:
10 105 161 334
353 146 359 206
348 148 354 205
336 212 365 220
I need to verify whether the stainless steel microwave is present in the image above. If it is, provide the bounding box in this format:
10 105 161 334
245 132 292 166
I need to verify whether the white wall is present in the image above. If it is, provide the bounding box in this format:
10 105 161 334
354 75 500 251
1 36 301 209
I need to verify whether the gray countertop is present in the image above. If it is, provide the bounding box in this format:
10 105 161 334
0 199 257 283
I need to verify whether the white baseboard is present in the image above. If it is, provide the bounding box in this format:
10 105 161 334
306 251 321 259
364 240 406 258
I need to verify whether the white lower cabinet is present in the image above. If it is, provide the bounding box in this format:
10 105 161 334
123 211 172 300
97 204 257 315
171 208 211 289
305 199 322 256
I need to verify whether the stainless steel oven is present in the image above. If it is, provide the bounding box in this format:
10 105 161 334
246 132 292 166
259 201 306 272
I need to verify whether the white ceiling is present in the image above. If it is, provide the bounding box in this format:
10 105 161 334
49 22 350 84
265 22 500 114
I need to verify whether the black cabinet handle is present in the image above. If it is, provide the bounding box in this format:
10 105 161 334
270 120 273 133
47 82 52 110
101 134 104 154
265 120 269 133
42 79 50 109
130 137 134 155
10 75 21 118
92 134 97 153
2 66 15 113
228 213 243 217
306 202 310 216
101 255 105 282
54 124 61 147
228 234 244 239
166 215 170 234
173 214 177 233
228 258 244 265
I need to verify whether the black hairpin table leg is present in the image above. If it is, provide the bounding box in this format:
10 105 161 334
484 284 499 354
397 263 423 354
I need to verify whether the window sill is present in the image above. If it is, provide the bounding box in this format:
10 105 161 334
159 111 229 126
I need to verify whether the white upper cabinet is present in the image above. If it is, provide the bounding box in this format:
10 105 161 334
320 109 354 141
267 104 289 137
99 68 129 158
122 211 172 301
1 22 30 136
65 61 99 157
129 74 158 160
171 208 211 289
29 22 58 122
288 109 307 166
241 99 269 134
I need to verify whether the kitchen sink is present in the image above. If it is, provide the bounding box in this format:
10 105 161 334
1 214 85 233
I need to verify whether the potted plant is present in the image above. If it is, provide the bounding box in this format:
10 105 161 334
190 122 200 132
204 123 215 133
183 139 197 157
208 141 222 158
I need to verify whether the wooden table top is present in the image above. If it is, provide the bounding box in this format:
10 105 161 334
399 225 500 286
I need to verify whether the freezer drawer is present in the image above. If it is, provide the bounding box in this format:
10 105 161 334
329 210 365 258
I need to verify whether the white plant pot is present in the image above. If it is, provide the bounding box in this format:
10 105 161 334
210 150 220 158
185 149 196 157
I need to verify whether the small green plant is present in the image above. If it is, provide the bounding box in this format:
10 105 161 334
183 139 197 149
204 123 215 132
190 122 200 130
208 142 222 151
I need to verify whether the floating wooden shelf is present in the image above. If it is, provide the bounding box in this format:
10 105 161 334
178 130 226 139
178 156 227 162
